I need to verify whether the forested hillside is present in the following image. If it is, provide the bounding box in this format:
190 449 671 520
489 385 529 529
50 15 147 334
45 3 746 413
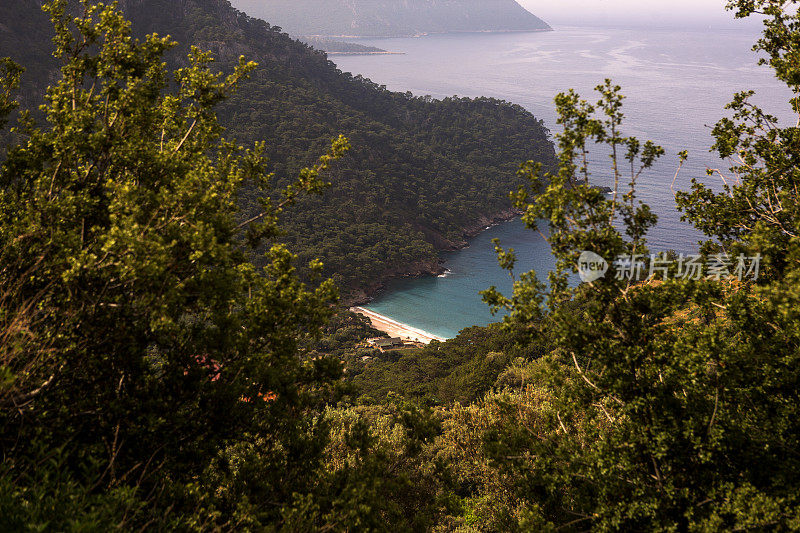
3 0 800 529
231 0 551 38
0 0 556 298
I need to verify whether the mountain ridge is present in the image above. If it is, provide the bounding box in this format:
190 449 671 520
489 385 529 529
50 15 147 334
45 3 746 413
230 0 551 37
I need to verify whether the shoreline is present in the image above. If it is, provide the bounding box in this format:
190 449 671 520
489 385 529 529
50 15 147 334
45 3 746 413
344 209 522 307
351 307 447 344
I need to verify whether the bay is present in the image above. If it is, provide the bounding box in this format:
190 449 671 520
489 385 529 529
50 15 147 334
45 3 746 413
333 25 796 339
365 218 553 340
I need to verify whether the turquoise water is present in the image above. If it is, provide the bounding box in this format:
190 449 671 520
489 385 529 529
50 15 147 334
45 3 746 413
365 218 554 339
334 25 796 338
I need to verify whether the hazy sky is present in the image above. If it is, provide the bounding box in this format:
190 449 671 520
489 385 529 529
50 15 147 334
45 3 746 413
518 0 758 29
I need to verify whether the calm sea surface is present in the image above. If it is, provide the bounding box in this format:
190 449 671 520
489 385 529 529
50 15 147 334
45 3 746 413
333 25 796 339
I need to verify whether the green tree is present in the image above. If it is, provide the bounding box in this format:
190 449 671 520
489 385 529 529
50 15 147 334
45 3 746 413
479 2 800 530
0 0 349 528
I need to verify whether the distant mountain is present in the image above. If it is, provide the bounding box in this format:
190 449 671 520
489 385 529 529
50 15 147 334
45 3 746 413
230 0 551 37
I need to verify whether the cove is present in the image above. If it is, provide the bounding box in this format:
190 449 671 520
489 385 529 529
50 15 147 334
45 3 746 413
364 218 556 339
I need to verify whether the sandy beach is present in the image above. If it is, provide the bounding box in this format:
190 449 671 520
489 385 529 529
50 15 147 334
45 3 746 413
350 307 446 344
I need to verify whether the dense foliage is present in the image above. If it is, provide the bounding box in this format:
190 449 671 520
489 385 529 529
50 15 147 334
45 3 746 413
332 1 800 529
4 0 800 530
0 1 349 528
1 0 557 297
471 1 800 528
351 324 543 406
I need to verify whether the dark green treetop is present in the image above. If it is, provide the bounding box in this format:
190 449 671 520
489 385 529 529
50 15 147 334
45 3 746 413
0 0 349 528
478 1 800 529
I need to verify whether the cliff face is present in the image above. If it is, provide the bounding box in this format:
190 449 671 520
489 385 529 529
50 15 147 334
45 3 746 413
230 0 550 37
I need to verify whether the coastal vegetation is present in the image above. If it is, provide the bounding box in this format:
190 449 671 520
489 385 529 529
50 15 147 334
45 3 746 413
2 0 800 531
1 0 557 299
298 37 391 56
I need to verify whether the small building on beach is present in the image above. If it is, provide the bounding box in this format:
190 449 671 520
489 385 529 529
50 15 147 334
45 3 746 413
367 337 405 349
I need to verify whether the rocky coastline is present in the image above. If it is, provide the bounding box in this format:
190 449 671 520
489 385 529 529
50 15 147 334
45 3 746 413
343 207 522 306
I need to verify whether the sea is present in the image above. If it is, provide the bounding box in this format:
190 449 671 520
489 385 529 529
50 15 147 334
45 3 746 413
332 25 797 339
